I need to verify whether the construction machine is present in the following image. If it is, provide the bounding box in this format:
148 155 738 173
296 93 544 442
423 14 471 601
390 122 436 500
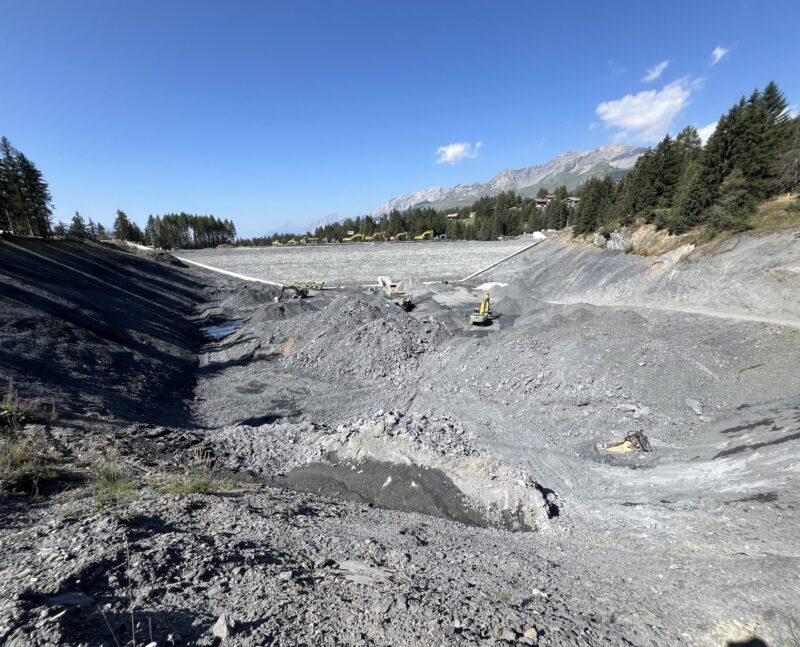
272 240 283 247
343 233 364 242
469 293 492 325
414 229 434 240
390 232 408 241
365 231 386 241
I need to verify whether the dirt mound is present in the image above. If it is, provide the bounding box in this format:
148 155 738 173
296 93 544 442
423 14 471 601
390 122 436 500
203 282 283 314
283 295 450 383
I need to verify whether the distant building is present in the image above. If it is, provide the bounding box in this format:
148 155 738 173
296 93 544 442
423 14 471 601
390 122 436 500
535 194 579 209
446 212 460 220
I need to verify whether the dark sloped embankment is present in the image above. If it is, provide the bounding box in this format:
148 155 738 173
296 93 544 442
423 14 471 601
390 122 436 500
0 238 206 426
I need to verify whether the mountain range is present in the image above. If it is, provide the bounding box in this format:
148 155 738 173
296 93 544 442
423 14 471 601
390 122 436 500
370 144 645 216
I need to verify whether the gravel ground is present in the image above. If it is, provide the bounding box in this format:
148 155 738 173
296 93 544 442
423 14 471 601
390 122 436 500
175 240 533 287
2 233 799 647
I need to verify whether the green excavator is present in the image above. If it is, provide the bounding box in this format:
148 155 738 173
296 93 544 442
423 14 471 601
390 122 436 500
470 293 492 325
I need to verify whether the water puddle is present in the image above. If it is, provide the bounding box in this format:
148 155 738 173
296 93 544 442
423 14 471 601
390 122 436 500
283 457 491 528
200 319 245 340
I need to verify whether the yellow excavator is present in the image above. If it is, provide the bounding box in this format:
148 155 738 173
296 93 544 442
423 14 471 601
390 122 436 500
414 229 434 240
272 240 283 247
343 233 364 242
470 293 492 325
390 232 408 241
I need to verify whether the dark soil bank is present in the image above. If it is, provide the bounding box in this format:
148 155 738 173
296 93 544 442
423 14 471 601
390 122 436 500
0 238 206 425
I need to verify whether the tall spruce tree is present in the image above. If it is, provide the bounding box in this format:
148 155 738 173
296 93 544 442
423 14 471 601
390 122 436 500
0 136 53 237
775 116 800 192
113 210 132 240
68 211 87 237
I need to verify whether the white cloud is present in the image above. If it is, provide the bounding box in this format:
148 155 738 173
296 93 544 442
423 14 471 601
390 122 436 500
595 79 694 142
435 141 482 165
710 46 728 65
697 121 717 145
642 60 669 82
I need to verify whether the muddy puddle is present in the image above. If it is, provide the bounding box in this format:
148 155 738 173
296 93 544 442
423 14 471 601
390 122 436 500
200 319 245 340
282 457 492 528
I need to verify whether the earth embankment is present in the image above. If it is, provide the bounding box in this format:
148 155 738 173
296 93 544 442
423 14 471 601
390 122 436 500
482 229 800 326
0 238 206 425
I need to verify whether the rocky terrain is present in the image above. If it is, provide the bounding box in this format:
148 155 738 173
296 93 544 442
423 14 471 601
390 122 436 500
1 230 799 646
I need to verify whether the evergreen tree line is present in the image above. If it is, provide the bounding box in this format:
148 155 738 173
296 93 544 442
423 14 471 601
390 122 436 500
53 210 239 250
54 209 144 244
0 136 53 237
237 186 576 245
144 213 236 250
574 81 800 236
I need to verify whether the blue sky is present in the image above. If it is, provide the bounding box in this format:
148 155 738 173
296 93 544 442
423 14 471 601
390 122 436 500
2 1 798 236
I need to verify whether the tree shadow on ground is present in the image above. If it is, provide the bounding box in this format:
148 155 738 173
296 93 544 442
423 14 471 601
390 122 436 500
0 239 209 426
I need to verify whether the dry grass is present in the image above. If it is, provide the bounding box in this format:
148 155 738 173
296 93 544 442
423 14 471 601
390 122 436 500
0 430 55 497
1 379 57 497
96 463 140 506
1 377 55 430
749 193 800 231
162 448 231 495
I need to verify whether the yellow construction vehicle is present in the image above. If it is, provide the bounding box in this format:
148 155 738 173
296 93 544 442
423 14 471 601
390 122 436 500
470 293 492 325
390 232 408 241
365 231 386 241
272 240 283 247
287 238 300 245
343 233 364 242
414 229 434 240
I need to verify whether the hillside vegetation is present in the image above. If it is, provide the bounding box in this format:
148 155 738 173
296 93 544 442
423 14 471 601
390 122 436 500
574 81 799 238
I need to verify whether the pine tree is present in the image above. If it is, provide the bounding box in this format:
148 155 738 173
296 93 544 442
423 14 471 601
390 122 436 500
669 159 704 233
16 152 53 237
53 221 66 237
86 218 98 240
775 116 800 192
652 135 682 207
68 211 87 237
0 136 52 237
706 169 755 232
113 210 132 240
